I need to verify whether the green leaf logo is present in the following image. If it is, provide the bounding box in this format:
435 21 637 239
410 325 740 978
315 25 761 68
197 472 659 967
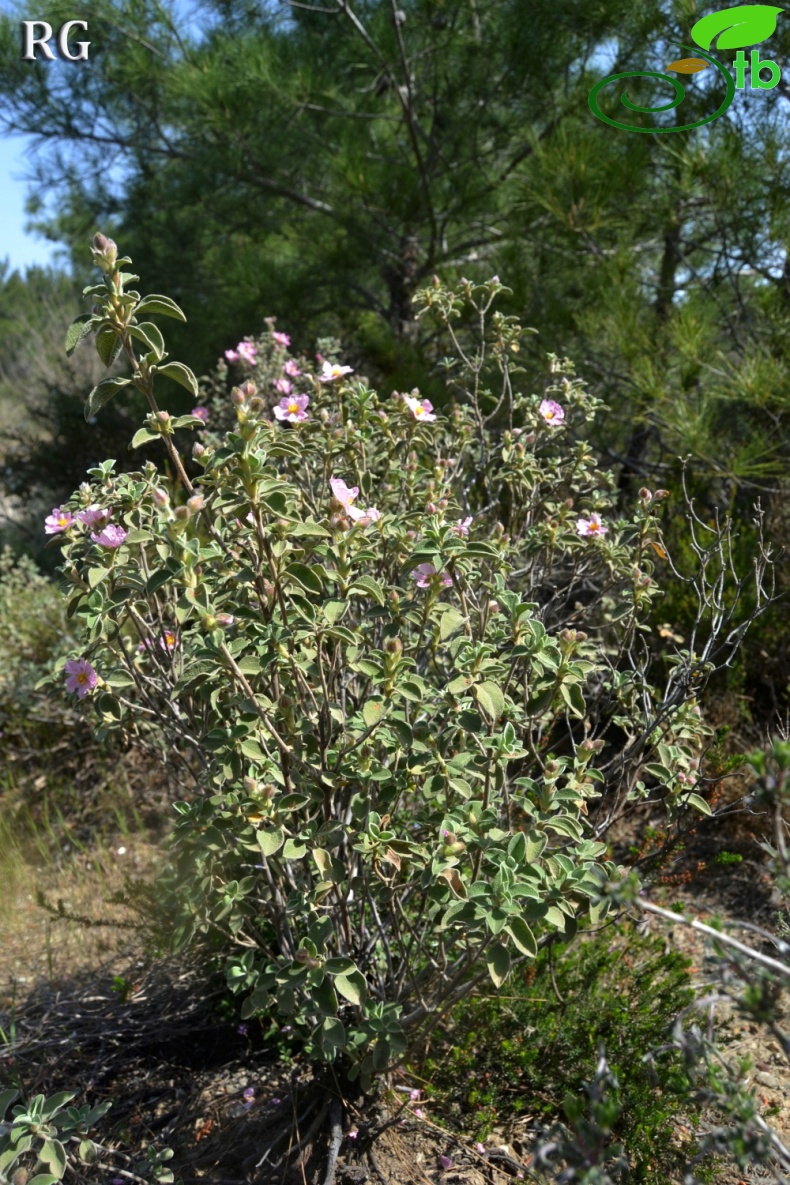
691 4 783 50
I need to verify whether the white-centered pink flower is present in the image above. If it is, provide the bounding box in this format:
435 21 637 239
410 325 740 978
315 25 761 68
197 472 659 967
76 504 111 527
319 361 354 382
413 562 453 588
191 406 210 422
91 524 128 548
272 331 290 347
405 395 436 422
274 394 310 423
539 399 564 426
284 360 301 377
64 657 97 699
275 378 293 396
576 513 607 538
44 506 74 535
452 516 473 536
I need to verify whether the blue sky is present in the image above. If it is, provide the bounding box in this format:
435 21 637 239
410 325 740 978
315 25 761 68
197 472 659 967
0 133 63 273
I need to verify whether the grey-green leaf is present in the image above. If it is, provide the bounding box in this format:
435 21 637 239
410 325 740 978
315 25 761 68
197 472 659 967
85 377 131 420
65 314 95 357
155 360 199 397
135 293 187 321
486 942 511 987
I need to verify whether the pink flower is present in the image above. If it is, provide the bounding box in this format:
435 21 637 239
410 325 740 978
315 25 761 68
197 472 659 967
329 477 378 526
413 563 453 589
576 513 607 538
476 1143 487 1155
347 1127 359 1140
227 341 257 366
453 516 473 536
159 629 178 652
275 378 293 396
274 394 310 423
539 399 564 426
191 406 210 422
76 504 110 527
91 524 128 548
404 395 436 422
215 613 235 627
64 658 98 699
319 361 354 382
330 477 360 511
410 1089 421 1101
44 506 74 535
272 331 290 348
284 360 301 377
439 1155 453 1171
414 1108 424 1119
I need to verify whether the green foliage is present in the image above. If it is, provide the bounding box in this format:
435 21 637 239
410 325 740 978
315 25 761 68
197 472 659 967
46 244 767 1091
423 923 695 1181
0 1087 173 1185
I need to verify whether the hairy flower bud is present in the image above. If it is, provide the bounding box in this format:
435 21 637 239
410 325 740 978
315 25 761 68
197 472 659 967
173 506 190 522
156 410 170 423
383 637 403 656
638 488 652 501
91 232 118 272
152 487 169 506
187 494 204 515
192 442 206 459
653 489 670 500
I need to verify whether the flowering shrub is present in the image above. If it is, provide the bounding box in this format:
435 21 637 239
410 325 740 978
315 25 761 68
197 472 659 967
50 238 774 1087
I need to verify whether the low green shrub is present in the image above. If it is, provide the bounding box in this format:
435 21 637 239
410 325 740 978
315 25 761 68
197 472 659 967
422 922 695 1181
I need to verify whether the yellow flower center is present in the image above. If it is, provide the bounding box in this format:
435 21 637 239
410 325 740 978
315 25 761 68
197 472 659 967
76 672 88 684
288 401 299 414
58 516 70 526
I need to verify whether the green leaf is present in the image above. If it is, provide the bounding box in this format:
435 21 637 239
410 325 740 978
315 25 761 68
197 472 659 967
85 376 131 420
95 325 123 367
130 427 159 449
506 916 537 957
286 562 323 596
320 1016 346 1049
335 970 366 1006
348 575 385 605
526 830 548 862
475 680 505 721
325 957 357 975
0 1089 19 1118
38 1138 67 1174
65 314 95 357
691 4 782 49
28 1176 60 1185
155 360 199 397
684 792 712 816
322 600 348 624
240 738 266 760
362 699 386 728
237 656 262 675
135 293 187 321
257 826 285 857
559 681 585 718
439 606 467 640
128 320 165 360
485 942 511 987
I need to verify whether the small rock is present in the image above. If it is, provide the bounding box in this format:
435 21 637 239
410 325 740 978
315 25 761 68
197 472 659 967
755 1071 783 1090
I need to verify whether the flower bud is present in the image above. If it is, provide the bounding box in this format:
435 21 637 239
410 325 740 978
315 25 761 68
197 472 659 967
203 614 218 630
653 490 670 500
383 637 403 655
638 488 652 501
192 442 206 459
488 600 500 615
216 613 235 627
187 494 204 514
243 776 258 795
545 759 560 775
247 397 265 415
564 499 574 509
173 506 190 522
156 410 170 423
574 631 587 643
425 502 437 515
152 487 169 506
91 232 118 271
